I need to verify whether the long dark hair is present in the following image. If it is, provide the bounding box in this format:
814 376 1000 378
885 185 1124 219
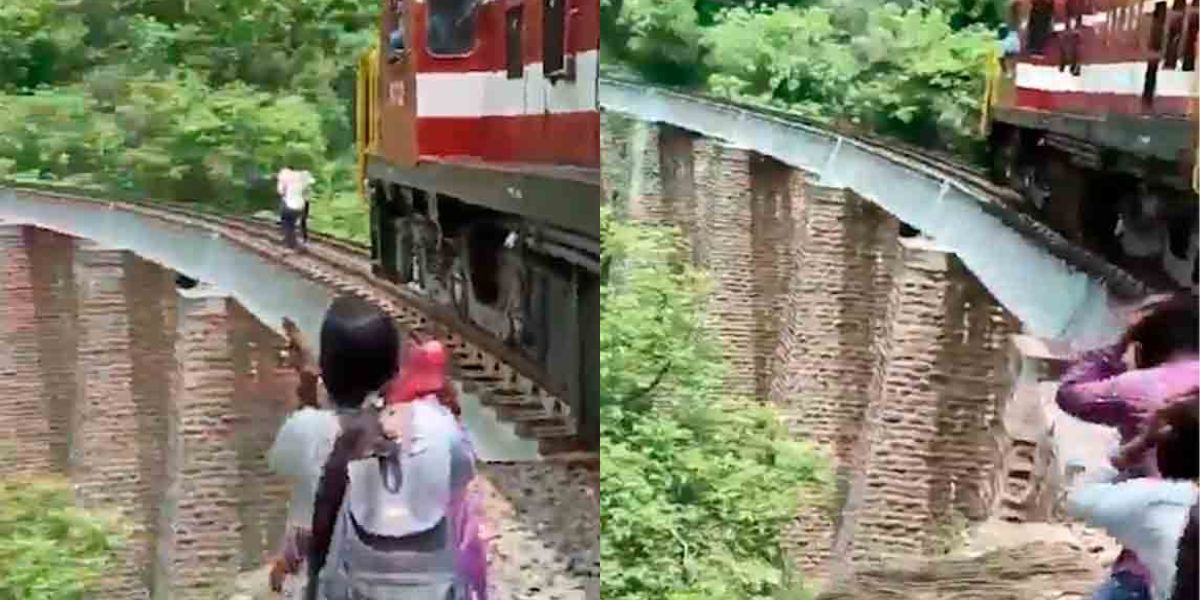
1125 293 1199 368
1173 502 1198 600
318 295 400 408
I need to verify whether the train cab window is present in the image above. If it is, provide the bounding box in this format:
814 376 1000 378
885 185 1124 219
543 0 566 78
506 6 523 79
1027 0 1054 55
427 0 478 57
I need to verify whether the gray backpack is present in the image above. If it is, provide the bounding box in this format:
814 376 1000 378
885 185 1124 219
318 400 474 600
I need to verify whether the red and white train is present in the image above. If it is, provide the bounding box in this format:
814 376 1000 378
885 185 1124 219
355 0 599 448
985 0 1199 290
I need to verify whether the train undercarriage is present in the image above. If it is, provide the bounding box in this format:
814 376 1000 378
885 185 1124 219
364 157 600 449
988 121 1199 291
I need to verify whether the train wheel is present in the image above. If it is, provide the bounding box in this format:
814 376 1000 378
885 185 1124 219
1017 164 1050 214
449 245 470 320
990 132 1019 187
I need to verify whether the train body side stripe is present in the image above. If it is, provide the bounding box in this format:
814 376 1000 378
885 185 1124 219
415 50 598 118
1015 62 1199 98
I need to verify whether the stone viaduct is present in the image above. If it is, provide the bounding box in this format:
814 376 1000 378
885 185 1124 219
601 112 1094 580
0 224 292 599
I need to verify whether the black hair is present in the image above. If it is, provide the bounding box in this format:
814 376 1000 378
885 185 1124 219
1127 293 1200 369
1173 503 1198 600
318 295 399 408
1157 396 1199 481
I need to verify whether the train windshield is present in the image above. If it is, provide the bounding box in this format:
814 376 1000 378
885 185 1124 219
427 0 478 56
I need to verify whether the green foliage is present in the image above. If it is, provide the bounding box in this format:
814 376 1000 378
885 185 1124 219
0 0 375 232
601 207 830 599
0 75 327 212
0 475 126 598
608 0 997 154
616 0 706 84
0 0 88 91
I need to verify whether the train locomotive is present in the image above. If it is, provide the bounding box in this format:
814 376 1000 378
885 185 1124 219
983 0 1199 290
354 0 600 449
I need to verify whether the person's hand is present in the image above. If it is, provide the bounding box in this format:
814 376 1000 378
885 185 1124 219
1121 341 1140 371
282 318 316 372
269 556 288 593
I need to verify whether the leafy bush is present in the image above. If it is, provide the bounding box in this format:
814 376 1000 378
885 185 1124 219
608 0 997 154
0 74 327 212
0 0 376 233
0 475 126 598
0 0 88 91
601 207 829 599
703 3 992 151
616 0 706 84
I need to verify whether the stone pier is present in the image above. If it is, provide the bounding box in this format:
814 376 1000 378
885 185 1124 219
73 241 150 597
0 226 55 475
162 289 243 599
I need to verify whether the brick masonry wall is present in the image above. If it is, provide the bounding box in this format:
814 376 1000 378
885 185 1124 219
832 239 1019 573
26 227 80 473
600 111 637 212
121 252 177 596
0 226 55 475
0 226 306 597
692 139 758 397
228 301 292 571
769 186 897 462
841 238 953 566
749 156 800 400
604 114 1022 581
72 241 153 598
163 293 243 599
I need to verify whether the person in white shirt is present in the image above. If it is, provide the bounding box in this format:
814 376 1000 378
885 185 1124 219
277 166 315 249
1069 394 1199 600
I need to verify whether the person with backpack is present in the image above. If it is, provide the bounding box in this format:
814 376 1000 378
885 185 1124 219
306 332 482 599
1056 292 1199 599
1069 393 1200 600
266 300 401 596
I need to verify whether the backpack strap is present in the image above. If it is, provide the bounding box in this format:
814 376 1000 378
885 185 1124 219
306 410 386 600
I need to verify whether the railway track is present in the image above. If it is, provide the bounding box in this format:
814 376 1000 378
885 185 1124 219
6 184 596 464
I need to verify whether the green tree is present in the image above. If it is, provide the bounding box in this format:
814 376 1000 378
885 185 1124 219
601 207 829 599
616 0 705 84
0 0 88 91
613 0 997 155
0 474 126 598
0 0 377 240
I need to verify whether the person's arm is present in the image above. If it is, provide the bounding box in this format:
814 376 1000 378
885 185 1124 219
282 318 320 408
1056 343 1134 425
1067 474 1153 533
1113 394 1200 471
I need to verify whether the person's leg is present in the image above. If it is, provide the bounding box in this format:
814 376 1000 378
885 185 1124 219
282 209 298 249
1092 571 1151 600
301 203 309 243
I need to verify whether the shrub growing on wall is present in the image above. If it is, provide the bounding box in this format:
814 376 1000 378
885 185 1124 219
0 474 126 598
600 207 830 598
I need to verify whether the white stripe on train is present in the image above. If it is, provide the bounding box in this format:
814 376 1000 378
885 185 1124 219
414 50 598 118
1015 61 1198 98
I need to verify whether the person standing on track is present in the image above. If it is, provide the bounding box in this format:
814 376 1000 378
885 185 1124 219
306 332 483 599
277 165 315 249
